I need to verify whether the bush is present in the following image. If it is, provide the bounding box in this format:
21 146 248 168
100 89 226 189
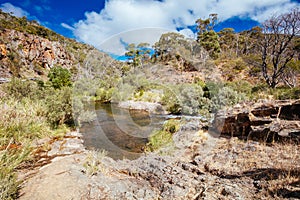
44 87 73 127
179 84 205 115
0 98 51 146
161 86 181 114
226 80 253 98
0 149 30 200
3 78 39 100
146 119 180 151
163 119 180 133
48 66 72 89
95 87 115 102
162 84 211 115
273 87 300 100
211 86 246 111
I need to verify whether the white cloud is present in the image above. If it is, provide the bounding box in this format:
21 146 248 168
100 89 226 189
61 23 75 31
70 0 299 53
0 2 29 18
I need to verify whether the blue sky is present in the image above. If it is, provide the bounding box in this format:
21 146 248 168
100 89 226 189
1 0 299 54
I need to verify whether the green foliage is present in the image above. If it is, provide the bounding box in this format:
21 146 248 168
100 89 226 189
196 14 221 59
163 119 180 134
0 99 51 146
47 66 72 89
161 86 181 114
223 58 247 72
0 96 58 200
44 87 73 127
211 86 246 111
226 80 253 98
153 32 198 71
125 43 151 67
0 10 64 41
179 84 207 115
249 83 300 100
162 84 211 115
275 87 300 100
3 78 39 99
146 119 180 151
0 148 30 200
197 30 221 59
95 87 115 102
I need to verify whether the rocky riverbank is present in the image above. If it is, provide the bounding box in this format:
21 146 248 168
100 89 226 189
18 100 300 199
213 99 300 142
118 100 167 114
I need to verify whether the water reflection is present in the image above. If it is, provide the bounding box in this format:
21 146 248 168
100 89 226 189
80 103 164 160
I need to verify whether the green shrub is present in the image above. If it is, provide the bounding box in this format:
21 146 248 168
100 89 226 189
0 98 51 146
146 119 180 151
44 87 73 127
161 86 181 114
134 89 163 103
0 97 55 200
3 78 39 100
162 84 212 115
179 84 205 115
211 86 246 111
226 80 253 98
278 87 300 100
251 82 269 93
273 87 300 100
163 119 180 133
95 87 115 102
223 58 247 72
146 130 173 152
48 66 72 89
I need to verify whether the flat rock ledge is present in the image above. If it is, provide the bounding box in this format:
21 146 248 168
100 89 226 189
18 114 300 199
212 99 300 142
118 100 166 114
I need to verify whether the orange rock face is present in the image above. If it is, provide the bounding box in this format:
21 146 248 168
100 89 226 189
0 28 74 77
0 44 7 58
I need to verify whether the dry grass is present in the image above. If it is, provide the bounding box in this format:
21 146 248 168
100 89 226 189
201 137 300 199
83 150 108 176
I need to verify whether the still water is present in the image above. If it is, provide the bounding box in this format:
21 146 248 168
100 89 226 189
80 103 166 160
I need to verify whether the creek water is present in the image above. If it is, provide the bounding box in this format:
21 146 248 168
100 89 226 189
80 103 166 160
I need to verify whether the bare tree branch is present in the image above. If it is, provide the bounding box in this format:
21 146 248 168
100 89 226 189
259 8 300 88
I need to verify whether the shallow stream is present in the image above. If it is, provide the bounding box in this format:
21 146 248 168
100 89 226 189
80 103 166 160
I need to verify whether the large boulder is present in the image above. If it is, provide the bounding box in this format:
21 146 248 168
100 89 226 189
212 100 300 142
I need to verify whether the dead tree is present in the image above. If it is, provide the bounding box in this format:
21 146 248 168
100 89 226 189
260 8 300 88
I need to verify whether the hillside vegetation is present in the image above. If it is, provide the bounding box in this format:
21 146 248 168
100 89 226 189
0 8 299 200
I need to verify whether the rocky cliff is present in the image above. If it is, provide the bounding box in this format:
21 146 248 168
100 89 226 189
0 28 74 77
0 10 111 79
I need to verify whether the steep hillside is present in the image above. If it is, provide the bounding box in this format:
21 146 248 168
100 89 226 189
0 10 114 79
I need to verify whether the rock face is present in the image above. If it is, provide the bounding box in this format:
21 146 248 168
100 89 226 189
0 29 74 78
212 100 300 142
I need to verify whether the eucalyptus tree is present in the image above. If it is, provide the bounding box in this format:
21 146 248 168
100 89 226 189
196 14 221 59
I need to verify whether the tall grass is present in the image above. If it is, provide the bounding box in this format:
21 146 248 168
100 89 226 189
0 98 51 146
0 97 54 199
0 79 74 199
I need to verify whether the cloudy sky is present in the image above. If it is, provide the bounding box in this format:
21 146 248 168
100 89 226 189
1 0 300 54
